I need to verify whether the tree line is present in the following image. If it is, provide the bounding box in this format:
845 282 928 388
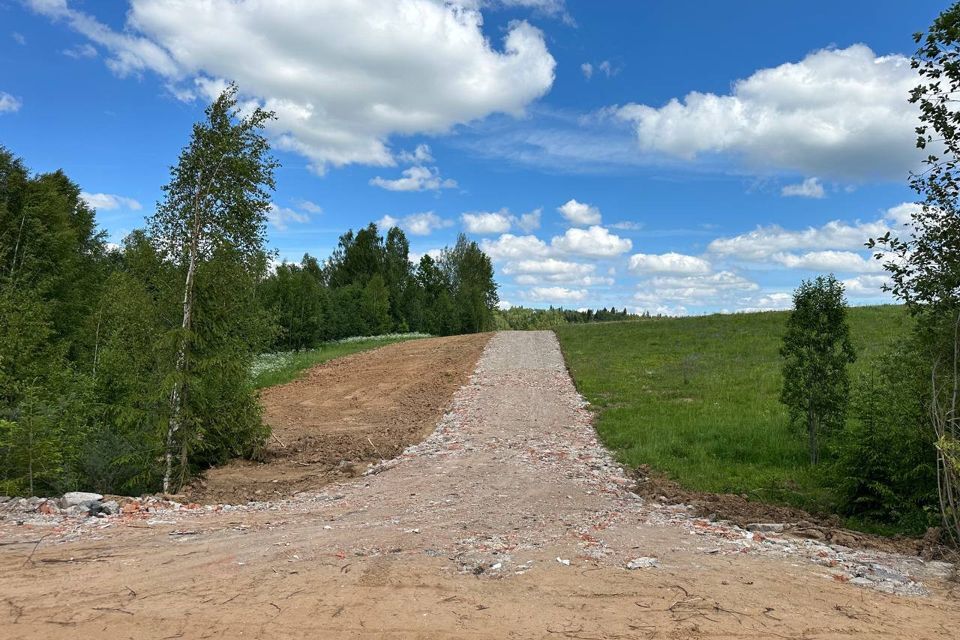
0 84 497 497
264 224 496 351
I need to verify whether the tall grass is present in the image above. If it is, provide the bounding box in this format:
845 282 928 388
251 333 430 389
554 306 912 516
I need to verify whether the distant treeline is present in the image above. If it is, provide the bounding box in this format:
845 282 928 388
494 305 641 330
264 224 497 351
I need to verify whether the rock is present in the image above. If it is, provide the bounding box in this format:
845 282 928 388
556 557 570 566
849 577 873 587
121 500 141 514
830 531 858 548
61 492 102 508
747 523 785 533
792 527 826 541
37 500 59 515
100 500 120 515
0 496 10 504
626 556 659 570
62 505 87 516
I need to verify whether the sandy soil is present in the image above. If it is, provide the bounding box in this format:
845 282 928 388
188 334 490 503
1 331 957 639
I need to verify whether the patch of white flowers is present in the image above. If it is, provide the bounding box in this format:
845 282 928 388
251 333 432 378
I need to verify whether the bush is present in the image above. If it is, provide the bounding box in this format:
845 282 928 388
831 343 938 533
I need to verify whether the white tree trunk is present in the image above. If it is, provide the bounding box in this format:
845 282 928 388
163 236 199 494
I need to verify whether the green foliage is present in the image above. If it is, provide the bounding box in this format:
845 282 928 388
555 306 917 532
149 83 278 491
261 228 500 349
867 3 960 542
779 275 856 464
494 305 637 330
832 343 937 533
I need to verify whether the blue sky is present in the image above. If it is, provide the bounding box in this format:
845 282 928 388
0 0 945 314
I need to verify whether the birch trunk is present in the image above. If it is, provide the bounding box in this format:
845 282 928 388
163 231 200 494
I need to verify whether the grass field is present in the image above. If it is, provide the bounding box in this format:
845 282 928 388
251 333 429 389
554 305 913 520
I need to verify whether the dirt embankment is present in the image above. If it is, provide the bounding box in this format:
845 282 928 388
187 334 490 504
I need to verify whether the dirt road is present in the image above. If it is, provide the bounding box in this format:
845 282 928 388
1 331 956 639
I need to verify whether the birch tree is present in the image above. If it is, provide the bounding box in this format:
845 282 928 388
149 84 277 493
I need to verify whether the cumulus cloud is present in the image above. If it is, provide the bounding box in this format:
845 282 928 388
633 271 759 314
370 166 457 192
558 198 601 225
526 286 587 302
781 177 825 198
628 252 711 275
772 250 882 273
616 45 921 179
581 62 593 79
462 210 514 234
0 92 22 113
708 216 895 261
842 274 891 297
378 211 452 236
267 203 310 231
396 143 434 164
80 191 142 211
28 0 556 172
462 207 541 234
551 225 631 257
480 233 550 260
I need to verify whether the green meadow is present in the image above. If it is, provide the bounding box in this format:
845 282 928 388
554 305 912 518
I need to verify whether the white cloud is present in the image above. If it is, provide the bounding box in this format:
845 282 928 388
409 248 444 264
462 210 514 234
708 218 892 261
293 199 322 214
551 225 631 257
842 274 891 297
885 201 920 226
558 198 601 225
616 45 921 179
29 0 556 172
12 32 27 45
370 166 457 192
80 191 142 211
610 220 643 231
581 62 593 79
497 299 513 310
378 211 452 236
267 203 309 231
462 207 541 234
63 43 97 58
516 208 542 232
628 252 711 275
504 258 594 276
480 233 550 260
0 92 22 114
781 177 825 199
633 270 759 313
527 286 587 302
396 143 434 164
772 250 882 273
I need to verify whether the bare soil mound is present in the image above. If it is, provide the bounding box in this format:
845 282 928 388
186 333 490 504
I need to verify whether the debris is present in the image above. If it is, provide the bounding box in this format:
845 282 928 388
556 557 570 566
626 557 658 570
60 492 102 508
746 523 785 533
